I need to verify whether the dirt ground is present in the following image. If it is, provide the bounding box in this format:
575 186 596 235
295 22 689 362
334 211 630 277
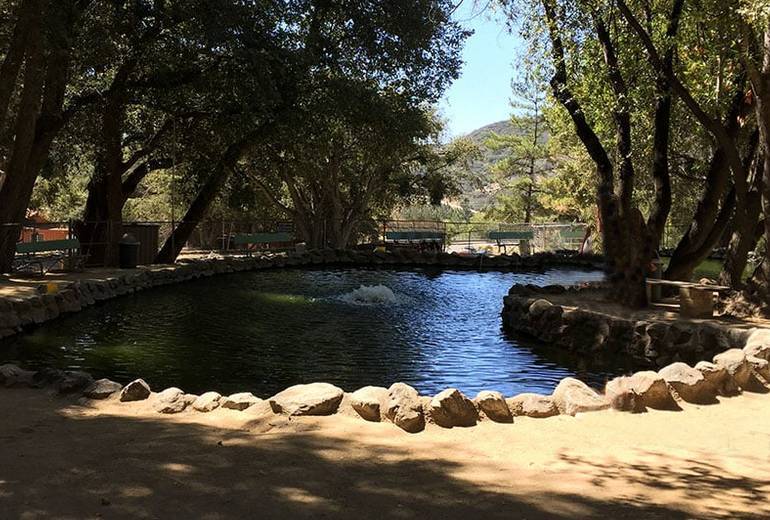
1 388 769 520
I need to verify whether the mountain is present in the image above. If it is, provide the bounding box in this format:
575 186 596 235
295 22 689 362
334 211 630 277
452 119 515 211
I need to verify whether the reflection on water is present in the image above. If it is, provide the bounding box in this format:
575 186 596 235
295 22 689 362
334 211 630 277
0 267 621 397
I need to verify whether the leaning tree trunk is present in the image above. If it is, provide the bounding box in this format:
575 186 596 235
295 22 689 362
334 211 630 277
666 90 754 281
156 163 233 264
720 189 762 288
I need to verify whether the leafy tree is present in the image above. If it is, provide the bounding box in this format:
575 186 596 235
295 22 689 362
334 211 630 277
484 74 551 223
0 0 95 272
157 0 469 260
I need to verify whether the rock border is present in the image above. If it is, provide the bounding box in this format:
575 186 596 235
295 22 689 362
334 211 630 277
2 250 767 434
1 327 768 433
502 284 754 368
0 249 602 339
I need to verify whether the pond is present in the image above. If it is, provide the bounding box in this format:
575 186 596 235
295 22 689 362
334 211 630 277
0 267 626 397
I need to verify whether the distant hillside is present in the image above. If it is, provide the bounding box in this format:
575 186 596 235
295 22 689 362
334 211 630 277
452 120 514 211
451 118 549 212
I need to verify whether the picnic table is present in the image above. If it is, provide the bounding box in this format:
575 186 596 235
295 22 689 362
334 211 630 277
646 279 731 318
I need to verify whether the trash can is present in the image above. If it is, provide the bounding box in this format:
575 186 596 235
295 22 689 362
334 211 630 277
119 233 140 269
648 256 663 301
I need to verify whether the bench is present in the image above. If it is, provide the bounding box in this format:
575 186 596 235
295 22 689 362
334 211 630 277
15 238 85 276
560 228 586 249
488 230 534 254
646 279 731 318
232 232 294 255
384 230 445 251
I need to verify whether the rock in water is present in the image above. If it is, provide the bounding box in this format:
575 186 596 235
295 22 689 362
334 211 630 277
269 383 344 416
552 377 610 416
119 379 152 402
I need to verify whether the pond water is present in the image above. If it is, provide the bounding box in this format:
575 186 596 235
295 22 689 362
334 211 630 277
0 267 626 397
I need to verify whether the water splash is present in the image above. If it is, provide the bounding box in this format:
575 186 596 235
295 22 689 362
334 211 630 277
341 284 398 305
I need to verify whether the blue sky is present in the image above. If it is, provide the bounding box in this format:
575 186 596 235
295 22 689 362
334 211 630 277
439 2 522 138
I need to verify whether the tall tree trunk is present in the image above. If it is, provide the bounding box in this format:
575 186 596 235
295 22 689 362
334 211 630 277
0 0 85 273
154 119 272 263
156 162 233 264
0 0 44 273
744 24 770 300
720 159 763 287
666 89 751 280
78 93 126 266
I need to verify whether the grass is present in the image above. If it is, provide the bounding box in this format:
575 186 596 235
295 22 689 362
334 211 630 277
660 257 754 282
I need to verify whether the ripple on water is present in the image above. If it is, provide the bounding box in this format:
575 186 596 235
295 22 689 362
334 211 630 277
0 267 622 397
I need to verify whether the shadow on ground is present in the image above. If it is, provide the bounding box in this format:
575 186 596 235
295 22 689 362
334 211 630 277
0 396 768 519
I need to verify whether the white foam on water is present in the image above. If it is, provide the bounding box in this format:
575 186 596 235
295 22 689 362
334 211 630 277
340 284 398 305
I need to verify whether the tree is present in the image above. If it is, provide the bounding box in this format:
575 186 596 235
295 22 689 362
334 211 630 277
0 0 95 272
246 78 476 248
615 0 763 288
505 0 682 306
484 74 551 223
156 0 469 261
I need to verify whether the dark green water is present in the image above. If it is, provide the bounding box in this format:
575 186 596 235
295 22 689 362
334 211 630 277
0 267 621 397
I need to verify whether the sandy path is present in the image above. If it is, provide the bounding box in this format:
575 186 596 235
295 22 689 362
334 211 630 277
1 388 769 520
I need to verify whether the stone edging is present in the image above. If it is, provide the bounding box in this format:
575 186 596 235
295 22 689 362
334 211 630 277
5 250 767 434
0 249 603 339
502 285 753 368
1 326 769 434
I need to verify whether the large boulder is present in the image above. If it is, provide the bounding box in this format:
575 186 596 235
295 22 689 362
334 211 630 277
713 349 759 391
84 378 123 399
119 379 152 402
0 364 36 387
192 391 222 412
744 329 770 361
153 387 188 414
695 361 739 396
474 391 513 423
605 371 677 412
506 393 559 418
658 362 716 404
384 383 425 433
427 388 478 428
552 377 610 416
221 392 261 411
350 386 388 422
269 383 344 416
